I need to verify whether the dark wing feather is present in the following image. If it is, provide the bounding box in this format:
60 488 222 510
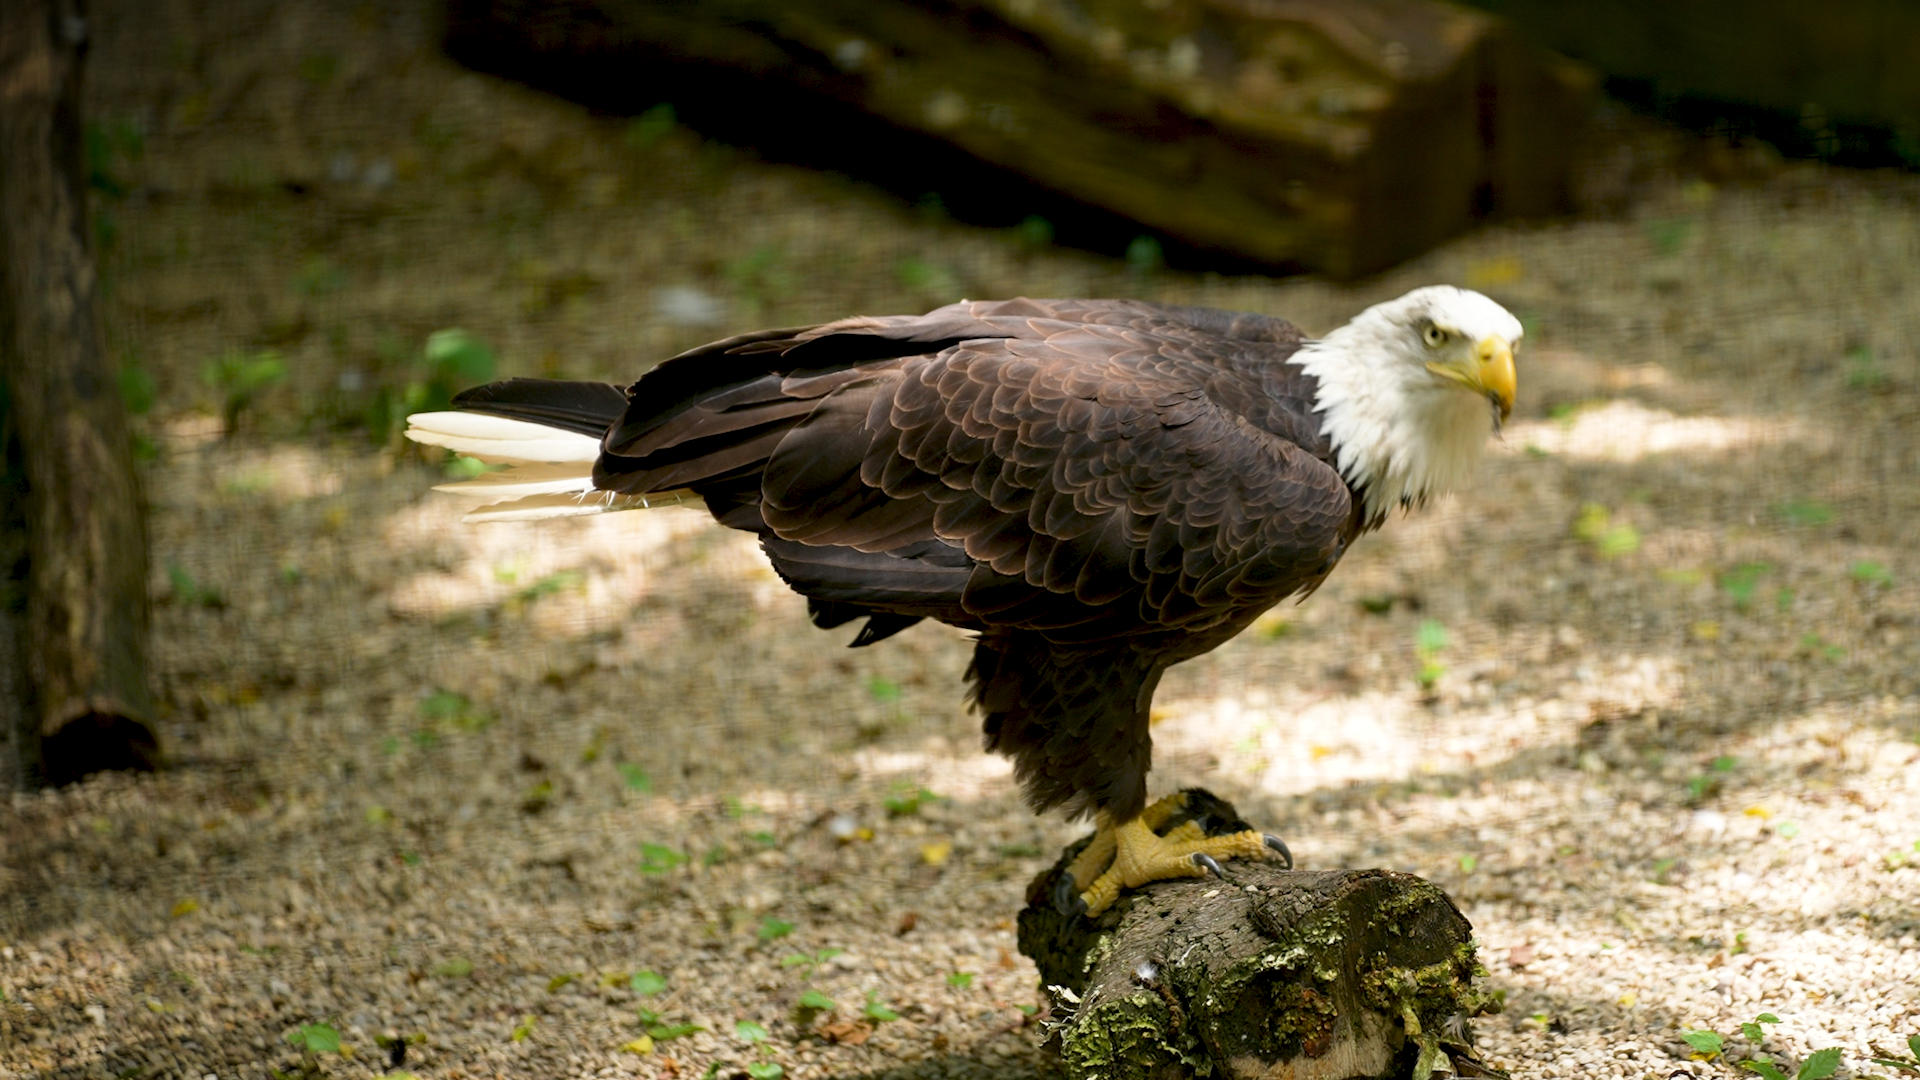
582 298 1354 820
755 321 1353 638
450 378 628 436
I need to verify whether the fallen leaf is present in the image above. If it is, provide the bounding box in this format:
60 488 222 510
1465 256 1522 288
620 1036 655 1054
820 1020 873 1045
919 841 952 866
1507 944 1536 969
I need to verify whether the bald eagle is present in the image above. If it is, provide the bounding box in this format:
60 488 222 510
406 286 1520 915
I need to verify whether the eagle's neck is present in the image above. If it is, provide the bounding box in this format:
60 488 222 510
1288 323 1495 526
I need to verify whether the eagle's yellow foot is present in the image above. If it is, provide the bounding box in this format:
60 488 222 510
1054 791 1292 917
1059 790 1191 895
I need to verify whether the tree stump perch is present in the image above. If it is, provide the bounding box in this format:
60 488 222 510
1019 792 1503 1080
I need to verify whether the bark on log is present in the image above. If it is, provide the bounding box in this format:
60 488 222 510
1019 795 1503 1080
444 0 1593 278
0 0 157 789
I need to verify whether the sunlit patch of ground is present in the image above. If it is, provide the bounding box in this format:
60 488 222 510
1504 398 1825 462
1153 652 1682 797
381 499 718 630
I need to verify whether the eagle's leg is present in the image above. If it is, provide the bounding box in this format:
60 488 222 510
1063 798 1290 917
1059 789 1195 897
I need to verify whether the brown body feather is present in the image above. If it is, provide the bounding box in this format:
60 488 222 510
455 298 1368 821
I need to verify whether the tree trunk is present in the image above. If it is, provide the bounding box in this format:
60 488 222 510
1018 795 1504 1080
0 0 157 790
1 394 27 790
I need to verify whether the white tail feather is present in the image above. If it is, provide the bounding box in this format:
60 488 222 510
405 410 690 522
432 462 604 499
460 488 696 523
404 411 600 464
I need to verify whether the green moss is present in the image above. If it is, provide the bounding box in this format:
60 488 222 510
1060 990 1210 1080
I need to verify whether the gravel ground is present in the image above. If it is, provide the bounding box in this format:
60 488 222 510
5 2 1920 1078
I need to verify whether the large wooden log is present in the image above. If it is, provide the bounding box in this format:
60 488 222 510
445 0 1592 277
0 0 157 789
1018 794 1503 1080
1464 0 1920 148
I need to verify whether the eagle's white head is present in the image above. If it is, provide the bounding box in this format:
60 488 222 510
1290 285 1521 525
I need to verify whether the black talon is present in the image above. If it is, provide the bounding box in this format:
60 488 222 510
1053 872 1089 917
1192 852 1225 878
1263 834 1294 869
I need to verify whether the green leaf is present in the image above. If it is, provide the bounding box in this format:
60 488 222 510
639 842 687 874
286 1023 342 1053
424 329 496 383
735 1020 768 1044
516 569 584 603
1774 499 1834 527
419 689 468 719
1682 1030 1724 1056
625 104 677 151
1795 1047 1841 1080
432 958 473 979
1753 1013 1780 1024
1415 619 1449 654
746 1063 784 1080
1644 216 1692 255
1016 215 1052 249
863 992 898 1023
119 365 157 416
945 971 974 989
1741 1023 1765 1042
619 763 653 792
883 785 939 817
1741 1060 1789 1080
630 970 667 996
547 974 576 993
865 676 901 702
1850 560 1894 587
798 990 835 1010
1596 523 1640 557
443 454 498 481
757 917 794 942
1908 1033 1920 1060
646 1023 704 1041
1720 562 1772 609
1125 234 1163 274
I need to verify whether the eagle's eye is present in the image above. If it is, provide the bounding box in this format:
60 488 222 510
1422 324 1448 348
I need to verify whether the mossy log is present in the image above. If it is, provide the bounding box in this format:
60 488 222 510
1018 805 1503 1080
446 0 1592 277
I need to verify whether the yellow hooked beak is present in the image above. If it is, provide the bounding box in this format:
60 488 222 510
1428 335 1516 423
